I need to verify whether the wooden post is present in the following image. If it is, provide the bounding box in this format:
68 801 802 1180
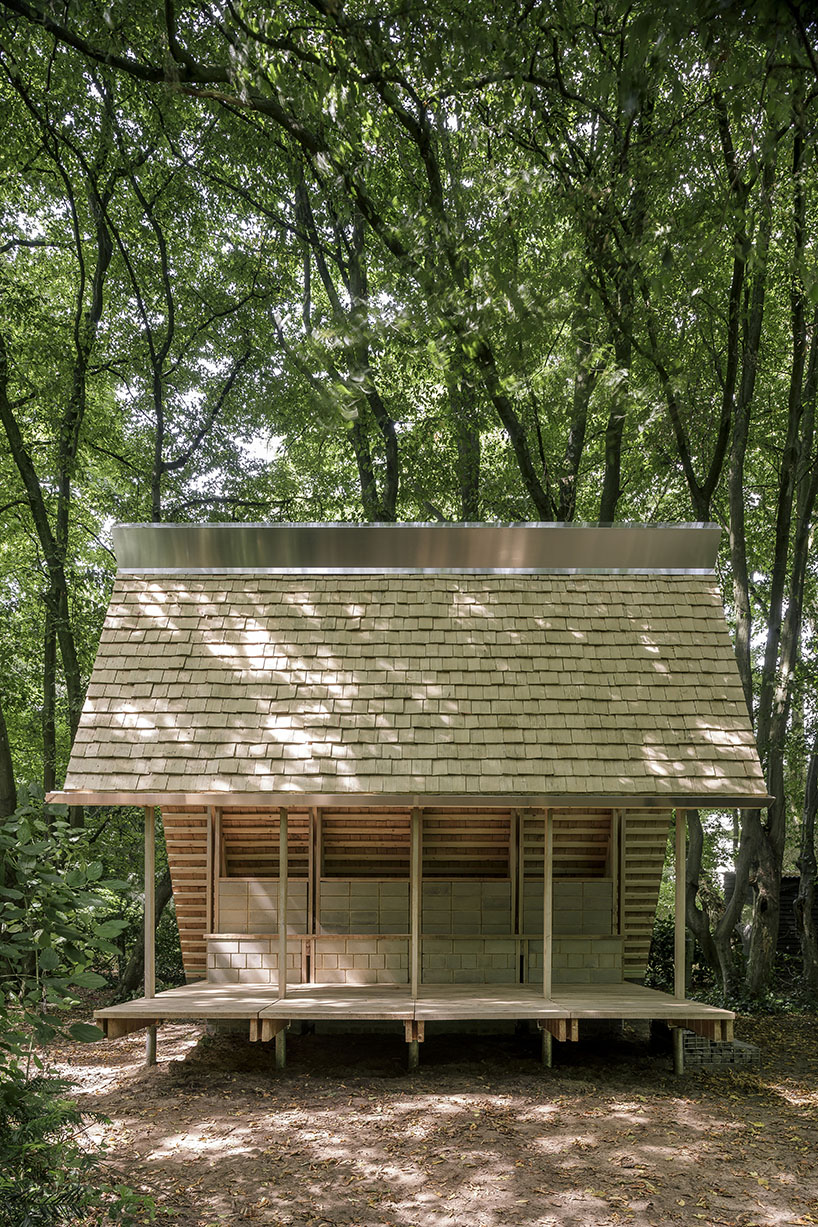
275 1026 287 1071
206 807 214 936
611 809 620 935
675 809 686 1001
541 1028 553 1068
673 808 686 1076
213 809 222 931
542 808 552 1000
144 805 157 1066
410 807 422 998
279 806 288 999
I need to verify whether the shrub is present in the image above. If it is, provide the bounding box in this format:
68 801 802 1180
0 788 153 1224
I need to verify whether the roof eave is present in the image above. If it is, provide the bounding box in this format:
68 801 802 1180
47 789 774 811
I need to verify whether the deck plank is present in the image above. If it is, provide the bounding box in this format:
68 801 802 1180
94 983 282 1021
93 980 735 1027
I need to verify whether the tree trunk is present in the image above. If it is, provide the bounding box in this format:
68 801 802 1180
115 867 174 999
0 694 16 819
683 809 722 978
796 733 818 994
42 606 57 796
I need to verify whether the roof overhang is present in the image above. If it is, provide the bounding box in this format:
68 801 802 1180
47 790 773 810
112 521 721 575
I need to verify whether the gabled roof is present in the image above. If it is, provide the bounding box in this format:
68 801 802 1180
52 523 769 808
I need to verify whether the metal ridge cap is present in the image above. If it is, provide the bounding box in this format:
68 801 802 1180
112 521 721 574
117 566 716 576
113 520 720 529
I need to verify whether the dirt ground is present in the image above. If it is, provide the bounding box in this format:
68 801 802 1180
51 1015 818 1227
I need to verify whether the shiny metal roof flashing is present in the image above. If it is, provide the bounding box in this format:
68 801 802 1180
113 522 721 575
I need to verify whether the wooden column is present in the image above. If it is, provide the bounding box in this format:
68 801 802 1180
542 808 553 1000
410 807 422 998
206 807 214 936
611 810 620 935
673 808 686 1076
144 805 157 1066
279 806 288 1000
674 808 686 1000
213 809 222 931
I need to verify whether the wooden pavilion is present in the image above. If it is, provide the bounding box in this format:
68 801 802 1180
49 522 770 1072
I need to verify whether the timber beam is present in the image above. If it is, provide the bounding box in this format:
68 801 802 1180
670 1018 734 1043
538 1018 578 1043
249 1017 288 1043
103 1017 159 1040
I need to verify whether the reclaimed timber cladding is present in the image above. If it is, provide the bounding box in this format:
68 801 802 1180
321 807 410 877
423 808 510 877
621 810 672 978
221 807 310 877
522 810 613 879
162 806 209 978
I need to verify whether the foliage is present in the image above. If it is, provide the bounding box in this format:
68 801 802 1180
0 788 152 1225
0 0 816 1002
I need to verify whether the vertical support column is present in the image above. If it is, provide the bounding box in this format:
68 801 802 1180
410 806 422 998
674 809 686 1000
144 805 157 1066
205 807 214 937
541 1028 553 1068
673 808 687 1076
542 808 553 1000
279 806 288 999
610 810 620 935
213 809 222 932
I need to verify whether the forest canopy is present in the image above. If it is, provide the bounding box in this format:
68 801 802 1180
0 0 817 1001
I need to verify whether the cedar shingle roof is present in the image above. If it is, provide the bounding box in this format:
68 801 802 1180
62 571 767 803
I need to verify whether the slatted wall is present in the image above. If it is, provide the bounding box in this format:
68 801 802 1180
422 809 510 878
620 810 672 979
221 807 310 877
521 809 612 879
162 807 209 979
161 804 670 984
320 807 410 877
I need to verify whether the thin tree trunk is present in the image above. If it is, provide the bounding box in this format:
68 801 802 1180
42 607 57 796
684 809 722 977
0 693 16 819
796 733 818 994
115 867 173 999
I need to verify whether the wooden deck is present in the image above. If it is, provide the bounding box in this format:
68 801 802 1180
95 980 734 1043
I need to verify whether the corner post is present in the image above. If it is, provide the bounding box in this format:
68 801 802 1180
674 807 686 1075
144 805 157 1066
410 807 422 998
279 806 288 1000
543 808 552 1000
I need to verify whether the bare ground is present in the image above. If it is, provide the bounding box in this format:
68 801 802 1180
51 1015 818 1227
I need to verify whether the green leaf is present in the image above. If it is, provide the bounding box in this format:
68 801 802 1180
86 860 104 881
94 919 127 938
70 970 108 989
39 947 60 970
68 1022 106 1043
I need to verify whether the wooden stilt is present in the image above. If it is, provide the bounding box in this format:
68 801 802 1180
279 806 288 999
275 1026 287 1070
144 805 157 1066
672 1026 684 1075
405 1019 424 1070
541 1028 553 1068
